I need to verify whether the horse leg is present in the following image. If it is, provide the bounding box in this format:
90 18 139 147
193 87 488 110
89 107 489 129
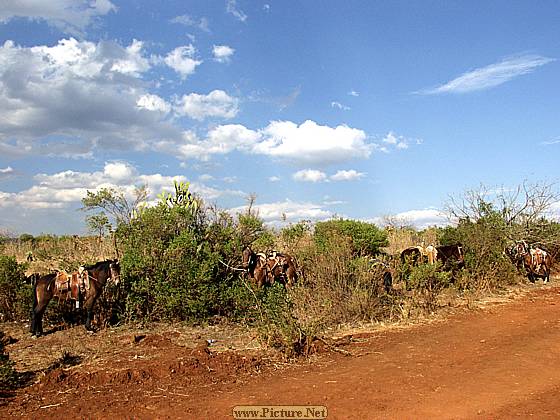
84 295 97 331
31 302 48 336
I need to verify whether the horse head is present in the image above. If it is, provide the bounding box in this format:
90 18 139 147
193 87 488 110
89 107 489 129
109 260 121 286
515 240 529 257
241 246 254 271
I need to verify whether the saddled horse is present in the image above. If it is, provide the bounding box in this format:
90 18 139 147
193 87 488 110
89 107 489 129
265 251 298 287
400 246 424 266
435 244 465 270
30 260 120 336
241 246 269 288
241 246 298 288
517 244 552 283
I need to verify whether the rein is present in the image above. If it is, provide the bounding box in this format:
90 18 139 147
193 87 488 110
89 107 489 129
219 259 247 272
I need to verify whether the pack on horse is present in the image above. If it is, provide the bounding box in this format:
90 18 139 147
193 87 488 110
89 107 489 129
515 241 552 283
435 244 465 270
241 246 298 287
30 260 120 336
400 246 424 266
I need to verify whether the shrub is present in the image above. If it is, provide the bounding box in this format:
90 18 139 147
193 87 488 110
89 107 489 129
314 219 388 256
0 332 17 390
0 256 30 321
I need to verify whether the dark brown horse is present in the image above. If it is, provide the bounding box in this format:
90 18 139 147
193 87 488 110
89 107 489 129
241 246 298 288
400 246 424 266
30 260 120 336
241 246 269 288
435 244 465 270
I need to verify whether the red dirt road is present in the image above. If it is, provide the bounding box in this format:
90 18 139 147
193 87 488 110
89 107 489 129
4 285 560 419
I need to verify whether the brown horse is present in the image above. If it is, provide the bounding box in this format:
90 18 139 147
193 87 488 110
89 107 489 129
522 247 552 283
30 260 120 336
241 246 298 288
265 252 298 287
241 246 269 288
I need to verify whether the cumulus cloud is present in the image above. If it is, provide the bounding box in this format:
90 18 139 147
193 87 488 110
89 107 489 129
0 38 189 158
254 120 372 165
330 169 365 181
136 94 171 114
0 161 244 211
420 54 554 94
212 45 235 63
170 120 373 165
164 45 202 79
0 0 116 35
372 208 450 230
229 199 333 226
293 169 327 183
170 14 210 32
174 90 239 120
226 0 247 22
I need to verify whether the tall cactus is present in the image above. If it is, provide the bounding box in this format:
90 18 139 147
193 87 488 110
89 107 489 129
158 180 199 213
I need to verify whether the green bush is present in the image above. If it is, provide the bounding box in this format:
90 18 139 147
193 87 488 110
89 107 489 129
0 256 30 321
0 335 17 390
314 219 388 256
118 202 259 323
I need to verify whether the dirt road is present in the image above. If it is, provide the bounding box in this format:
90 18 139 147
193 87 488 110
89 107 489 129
3 285 560 419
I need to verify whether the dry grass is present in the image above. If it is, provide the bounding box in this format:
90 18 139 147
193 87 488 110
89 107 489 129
1 236 117 274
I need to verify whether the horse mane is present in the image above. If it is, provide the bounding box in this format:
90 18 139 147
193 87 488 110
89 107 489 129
82 259 117 271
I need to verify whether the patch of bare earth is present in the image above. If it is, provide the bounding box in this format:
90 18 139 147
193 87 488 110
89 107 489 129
2 280 560 419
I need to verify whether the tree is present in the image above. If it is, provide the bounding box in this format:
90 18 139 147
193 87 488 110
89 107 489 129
314 219 388 256
86 212 111 238
81 185 148 227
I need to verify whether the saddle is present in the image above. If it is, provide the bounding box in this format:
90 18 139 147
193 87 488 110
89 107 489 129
51 268 90 304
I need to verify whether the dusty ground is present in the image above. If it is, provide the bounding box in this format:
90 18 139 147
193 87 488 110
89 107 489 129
2 282 560 419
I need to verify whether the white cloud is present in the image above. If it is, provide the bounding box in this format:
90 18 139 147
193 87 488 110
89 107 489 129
170 120 373 165
170 14 210 32
421 54 554 94
230 199 333 226
293 169 327 183
212 45 235 63
331 101 350 111
136 94 171 114
372 208 450 230
348 90 359 97
171 124 259 160
541 138 560 146
330 169 365 181
376 132 417 152
0 38 186 158
175 90 239 120
268 176 280 182
164 45 202 79
110 39 151 76
0 161 244 211
226 0 247 22
0 0 116 35
254 120 372 165
198 174 214 182
0 166 15 179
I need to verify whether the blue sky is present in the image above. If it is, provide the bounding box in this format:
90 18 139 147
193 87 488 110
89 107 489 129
0 1 559 235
